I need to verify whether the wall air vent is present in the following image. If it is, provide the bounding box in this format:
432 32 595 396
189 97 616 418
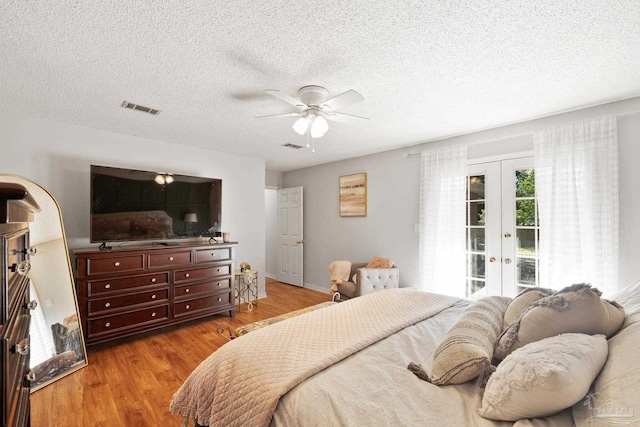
282 143 304 149
121 100 161 116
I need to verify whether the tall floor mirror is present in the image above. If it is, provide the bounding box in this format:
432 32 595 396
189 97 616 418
0 175 87 391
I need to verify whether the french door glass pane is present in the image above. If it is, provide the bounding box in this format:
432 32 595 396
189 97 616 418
468 202 485 226
468 228 485 251
468 175 485 200
514 168 539 291
516 229 536 256
466 173 487 299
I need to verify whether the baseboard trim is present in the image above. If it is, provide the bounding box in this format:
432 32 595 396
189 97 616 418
302 283 330 294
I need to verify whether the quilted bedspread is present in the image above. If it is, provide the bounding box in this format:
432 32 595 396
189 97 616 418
169 288 461 427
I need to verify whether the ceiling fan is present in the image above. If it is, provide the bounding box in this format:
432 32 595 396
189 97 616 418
256 85 368 139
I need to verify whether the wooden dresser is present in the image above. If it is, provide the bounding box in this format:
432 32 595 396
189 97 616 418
1 183 39 427
73 243 237 346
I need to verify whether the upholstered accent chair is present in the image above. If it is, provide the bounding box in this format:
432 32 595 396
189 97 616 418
333 262 400 302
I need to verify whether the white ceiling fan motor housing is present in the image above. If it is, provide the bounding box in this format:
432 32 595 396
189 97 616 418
297 85 330 107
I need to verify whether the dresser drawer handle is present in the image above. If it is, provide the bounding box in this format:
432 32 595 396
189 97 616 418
151 277 157 283
216 268 220 273
185 273 190 278
114 261 120 267
169 256 174 261
218 297 222 302
151 294 156 299
26 300 38 310
185 288 190 293
105 302 111 308
151 312 156 317
185 304 190 310
217 282 222 287
9 260 31 276
26 370 36 382
105 284 111 289
14 338 29 355
105 322 111 328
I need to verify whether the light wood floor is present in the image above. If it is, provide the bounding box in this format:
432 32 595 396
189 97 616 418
30 279 330 427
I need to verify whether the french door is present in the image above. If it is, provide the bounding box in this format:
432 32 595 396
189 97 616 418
466 157 539 298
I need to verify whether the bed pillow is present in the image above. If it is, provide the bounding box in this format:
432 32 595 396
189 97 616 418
420 295 511 386
479 333 608 421
503 287 554 329
572 280 640 426
494 283 624 360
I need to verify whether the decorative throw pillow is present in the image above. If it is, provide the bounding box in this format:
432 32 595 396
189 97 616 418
572 280 640 426
409 296 511 386
503 287 554 329
479 333 608 421
494 283 624 360
365 256 395 268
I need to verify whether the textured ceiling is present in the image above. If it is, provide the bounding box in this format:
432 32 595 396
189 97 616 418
1 1 639 172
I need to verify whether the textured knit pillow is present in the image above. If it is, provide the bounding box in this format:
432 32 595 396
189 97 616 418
494 283 624 360
479 333 608 421
572 280 639 425
503 287 554 329
409 296 511 386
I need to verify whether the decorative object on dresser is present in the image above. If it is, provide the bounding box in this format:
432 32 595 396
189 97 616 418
73 243 237 346
1 181 39 427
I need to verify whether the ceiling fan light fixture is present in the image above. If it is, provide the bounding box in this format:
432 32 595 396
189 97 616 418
292 116 309 135
310 115 328 138
155 174 166 184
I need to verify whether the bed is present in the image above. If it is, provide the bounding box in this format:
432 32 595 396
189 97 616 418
170 282 640 427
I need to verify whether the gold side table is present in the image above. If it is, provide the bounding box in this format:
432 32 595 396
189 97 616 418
234 269 258 311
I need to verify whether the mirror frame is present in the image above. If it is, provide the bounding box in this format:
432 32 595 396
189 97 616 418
0 174 88 391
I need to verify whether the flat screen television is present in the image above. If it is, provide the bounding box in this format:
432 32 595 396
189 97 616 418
90 165 222 243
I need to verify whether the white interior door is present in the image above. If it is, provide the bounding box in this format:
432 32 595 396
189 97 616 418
466 157 538 298
277 186 304 287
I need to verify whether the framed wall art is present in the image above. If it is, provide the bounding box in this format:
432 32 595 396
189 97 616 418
339 173 367 217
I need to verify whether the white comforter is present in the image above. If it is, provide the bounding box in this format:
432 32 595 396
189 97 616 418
271 299 574 427
170 288 461 427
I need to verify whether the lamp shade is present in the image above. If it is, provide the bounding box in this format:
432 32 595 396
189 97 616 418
310 115 328 138
293 116 309 135
184 213 198 223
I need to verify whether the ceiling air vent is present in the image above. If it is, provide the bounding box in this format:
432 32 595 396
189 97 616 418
282 143 304 149
121 100 161 116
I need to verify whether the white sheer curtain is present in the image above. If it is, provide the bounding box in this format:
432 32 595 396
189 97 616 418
533 115 619 295
419 145 467 296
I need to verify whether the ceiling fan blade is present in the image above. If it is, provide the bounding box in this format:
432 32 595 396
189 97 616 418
321 90 364 111
325 112 369 123
255 112 302 119
265 90 307 110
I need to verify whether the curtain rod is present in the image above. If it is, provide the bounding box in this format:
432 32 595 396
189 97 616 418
403 109 640 158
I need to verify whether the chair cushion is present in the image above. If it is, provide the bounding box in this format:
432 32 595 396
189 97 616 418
336 281 357 299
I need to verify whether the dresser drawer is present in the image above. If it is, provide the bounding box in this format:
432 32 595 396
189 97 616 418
88 288 169 315
2 309 30 421
195 248 231 263
148 251 191 268
174 278 231 299
86 254 144 275
174 290 232 317
174 265 230 284
87 272 169 296
87 305 169 337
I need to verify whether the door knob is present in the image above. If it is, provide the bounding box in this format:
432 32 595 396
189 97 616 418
489 257 496 263
505 258 512 264
296 240 304 244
